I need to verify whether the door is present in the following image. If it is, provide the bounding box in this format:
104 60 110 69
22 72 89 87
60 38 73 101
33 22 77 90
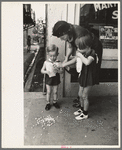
64 4 80 97
47 3 81 97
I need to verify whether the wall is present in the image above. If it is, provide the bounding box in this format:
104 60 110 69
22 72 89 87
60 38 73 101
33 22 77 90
46 3 67 98
46 3 81 98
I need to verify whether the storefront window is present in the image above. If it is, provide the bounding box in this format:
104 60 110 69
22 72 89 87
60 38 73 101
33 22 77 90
80 4 118 37
70 3 118 83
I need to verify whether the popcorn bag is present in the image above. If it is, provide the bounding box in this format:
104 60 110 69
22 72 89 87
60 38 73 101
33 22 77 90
46 62 56 77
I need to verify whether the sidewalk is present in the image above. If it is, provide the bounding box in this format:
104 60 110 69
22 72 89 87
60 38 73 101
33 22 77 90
24 92 119 147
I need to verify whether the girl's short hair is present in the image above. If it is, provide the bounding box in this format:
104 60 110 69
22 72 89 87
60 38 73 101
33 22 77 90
46 44 59 54
75 33 93 50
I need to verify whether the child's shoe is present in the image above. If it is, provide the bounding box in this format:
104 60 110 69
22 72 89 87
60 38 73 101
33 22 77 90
72 103 81 108
72 97 80 108
45 103 51 111
74 109 83 115
53 102 60 109
75 113 88 120
73 96 80 103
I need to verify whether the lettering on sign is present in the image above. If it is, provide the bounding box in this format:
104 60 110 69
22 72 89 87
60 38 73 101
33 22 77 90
94 4 118 19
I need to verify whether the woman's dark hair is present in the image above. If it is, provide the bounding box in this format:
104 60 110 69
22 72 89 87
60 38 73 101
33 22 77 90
75 33 93 49
52 21 71 37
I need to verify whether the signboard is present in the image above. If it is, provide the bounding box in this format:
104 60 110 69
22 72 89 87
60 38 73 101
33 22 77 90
99 26 118 49
80 4 118 26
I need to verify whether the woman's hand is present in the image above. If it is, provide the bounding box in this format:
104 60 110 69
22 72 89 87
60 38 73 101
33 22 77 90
53 64 64 74
57 63 64 68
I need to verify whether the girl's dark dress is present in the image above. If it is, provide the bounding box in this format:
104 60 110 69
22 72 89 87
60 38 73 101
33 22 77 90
68 24 103 84
78 49 97 87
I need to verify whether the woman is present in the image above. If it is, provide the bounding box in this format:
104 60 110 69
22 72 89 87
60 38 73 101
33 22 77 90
52 20 103 106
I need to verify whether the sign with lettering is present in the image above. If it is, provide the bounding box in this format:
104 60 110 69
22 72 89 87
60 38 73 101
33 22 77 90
94 4 118 20
94 4 117 11
99 26 118 49
80 4 118 26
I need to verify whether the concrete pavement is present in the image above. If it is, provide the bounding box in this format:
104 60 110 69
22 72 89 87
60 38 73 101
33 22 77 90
24 92 119 147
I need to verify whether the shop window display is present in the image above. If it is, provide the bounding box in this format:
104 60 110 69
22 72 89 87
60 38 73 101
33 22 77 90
70 3 118 83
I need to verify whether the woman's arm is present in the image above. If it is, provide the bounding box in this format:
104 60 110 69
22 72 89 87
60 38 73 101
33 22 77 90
64 43 73 62
66 47 73 60
76 52 94 66
62 57 76 68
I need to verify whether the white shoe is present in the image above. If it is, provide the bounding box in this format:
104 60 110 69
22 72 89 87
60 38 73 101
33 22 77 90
75 113 88 120
74 109 83 115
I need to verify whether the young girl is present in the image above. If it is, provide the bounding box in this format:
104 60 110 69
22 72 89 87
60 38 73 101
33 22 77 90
41 44 63 111
62 34 98 120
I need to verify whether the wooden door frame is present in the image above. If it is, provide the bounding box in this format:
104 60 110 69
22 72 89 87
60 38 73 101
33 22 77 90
64 4 80 97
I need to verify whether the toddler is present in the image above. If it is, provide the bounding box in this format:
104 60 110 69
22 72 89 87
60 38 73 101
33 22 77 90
41 44 63 110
